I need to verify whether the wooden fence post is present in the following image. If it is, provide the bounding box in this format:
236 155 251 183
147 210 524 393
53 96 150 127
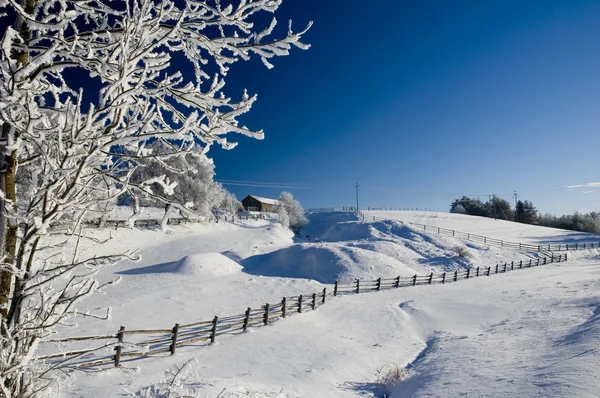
114 326 125 367
311 293 317 310
542 257 546 265
519 242 522 250
453 230 455 237
243 308 251 331
476 267 479 277
428 272 433 284
412 274 417 286
210 316 218 344
298 295 303 313
377 278 382 291
503 263 507 272
395 276 400 288
565 253 568 261
501 240 503 247
263 303 270 326
356 279 360 294
529 259 532 267
453 271 458 282
334 281 338 296
486 267 491 276
495 264 498 274
322 288 327 304
442 272 446 284
558 255 562 263
466 269 470 279
282 298 287 318
484 237 486 244
538 245 541 252
511 262 514 271
169 323 179 355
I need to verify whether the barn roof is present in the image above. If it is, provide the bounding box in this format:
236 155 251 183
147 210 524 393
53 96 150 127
248 195 279 205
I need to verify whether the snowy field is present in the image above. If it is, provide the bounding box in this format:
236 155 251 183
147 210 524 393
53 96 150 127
49 210 600 397
364 211 600 246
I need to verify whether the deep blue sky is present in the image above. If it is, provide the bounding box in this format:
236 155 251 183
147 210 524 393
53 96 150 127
209 0 600 215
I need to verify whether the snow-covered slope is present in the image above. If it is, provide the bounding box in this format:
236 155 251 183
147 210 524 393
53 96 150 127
52 211 600 397
364 210 600 245
61 252 600 398
243 212 541 284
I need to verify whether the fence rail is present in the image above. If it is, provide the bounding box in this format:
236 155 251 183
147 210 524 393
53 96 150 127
370 216 599 253
40 253 567 369
37 213 267 233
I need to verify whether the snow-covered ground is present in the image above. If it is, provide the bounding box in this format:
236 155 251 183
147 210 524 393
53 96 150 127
364 210 600 245
51 210 600 397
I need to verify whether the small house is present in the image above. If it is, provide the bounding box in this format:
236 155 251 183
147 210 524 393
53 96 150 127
241 195 279 212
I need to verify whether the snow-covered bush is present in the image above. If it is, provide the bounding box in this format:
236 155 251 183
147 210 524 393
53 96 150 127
450 204 467 214
455 246 472 258
0 0 311 395
276 192 308 232
131 359 201 398
376 363 409 396
218 191 244 216
278 205 291 230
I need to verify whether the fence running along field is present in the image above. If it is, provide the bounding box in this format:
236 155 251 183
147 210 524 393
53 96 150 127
40 213 267 233
40 253 567 370
370 216 599 253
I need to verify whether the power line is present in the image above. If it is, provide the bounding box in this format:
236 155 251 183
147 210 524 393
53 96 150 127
216 180 345 189
217 179 343 187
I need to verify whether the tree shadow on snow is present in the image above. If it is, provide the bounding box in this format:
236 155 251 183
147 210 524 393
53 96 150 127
418 255 469 270
341 381 382 397
115 261 176 275
525 232 600 245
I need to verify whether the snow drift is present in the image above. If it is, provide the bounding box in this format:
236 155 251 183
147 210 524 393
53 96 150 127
118 252 242 278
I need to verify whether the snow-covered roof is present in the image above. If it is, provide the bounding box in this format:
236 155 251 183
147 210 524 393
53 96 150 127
249 195 279 205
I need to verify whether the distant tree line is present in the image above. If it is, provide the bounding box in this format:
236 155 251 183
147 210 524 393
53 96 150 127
450 196 600 234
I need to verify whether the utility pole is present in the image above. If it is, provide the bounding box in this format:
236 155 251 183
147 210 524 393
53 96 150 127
513 191 519 222
355 182 359 212
489 194 496 220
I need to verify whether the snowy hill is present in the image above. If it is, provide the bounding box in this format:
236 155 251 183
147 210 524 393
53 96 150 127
53 211 600 397
364 210 600 245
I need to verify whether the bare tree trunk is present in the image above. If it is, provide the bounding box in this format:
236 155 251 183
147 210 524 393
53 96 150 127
0 128 17 320
0 0 37 320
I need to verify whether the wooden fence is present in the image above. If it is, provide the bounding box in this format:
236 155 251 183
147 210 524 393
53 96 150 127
39 253 567 370
41 213 267 233
370 216 599 253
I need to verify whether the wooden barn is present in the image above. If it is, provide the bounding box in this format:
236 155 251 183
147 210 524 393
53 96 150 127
241 195 279 212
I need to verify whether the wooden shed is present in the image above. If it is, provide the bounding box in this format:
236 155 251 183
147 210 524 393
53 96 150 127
241 195 279 212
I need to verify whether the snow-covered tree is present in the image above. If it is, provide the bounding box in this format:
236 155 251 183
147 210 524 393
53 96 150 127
217 191 243 215
0 0 311 395
276 191 307 232
129 140 226 217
